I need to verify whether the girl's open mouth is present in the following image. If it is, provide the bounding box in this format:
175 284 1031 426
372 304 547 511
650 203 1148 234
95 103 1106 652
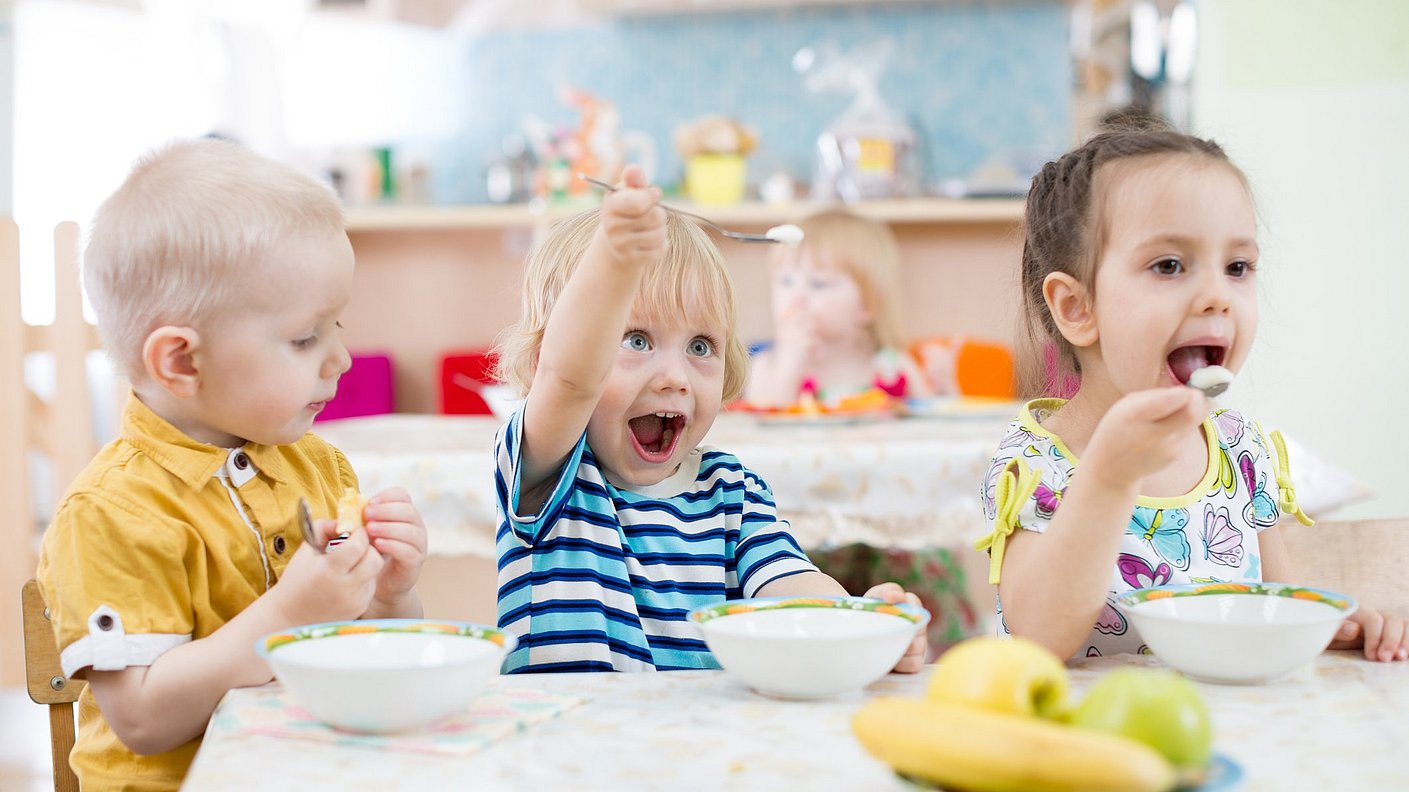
628 411 686 463
1167 345 1226 385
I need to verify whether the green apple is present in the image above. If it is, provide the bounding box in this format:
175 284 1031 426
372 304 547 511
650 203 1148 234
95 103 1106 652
1070 668 1213 771
926 636 1070 719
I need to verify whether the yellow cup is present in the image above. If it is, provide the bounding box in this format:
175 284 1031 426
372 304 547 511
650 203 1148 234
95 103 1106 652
685 153 747 205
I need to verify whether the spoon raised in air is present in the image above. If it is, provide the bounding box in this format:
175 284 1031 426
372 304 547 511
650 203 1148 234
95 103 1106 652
1187 365 1234 398
578 173 803 246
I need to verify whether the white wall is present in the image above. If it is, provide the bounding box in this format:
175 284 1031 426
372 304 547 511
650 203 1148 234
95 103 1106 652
1194 0 1409 519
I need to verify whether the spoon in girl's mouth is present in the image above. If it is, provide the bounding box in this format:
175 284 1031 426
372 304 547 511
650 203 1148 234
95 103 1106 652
1187 365 1234 398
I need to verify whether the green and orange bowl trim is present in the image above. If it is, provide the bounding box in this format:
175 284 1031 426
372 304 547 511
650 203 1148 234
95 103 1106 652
1116 582 1356 614
257 618 511 657
688 596 931 627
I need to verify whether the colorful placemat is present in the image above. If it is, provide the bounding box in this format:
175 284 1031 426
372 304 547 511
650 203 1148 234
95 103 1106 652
211 685 586 757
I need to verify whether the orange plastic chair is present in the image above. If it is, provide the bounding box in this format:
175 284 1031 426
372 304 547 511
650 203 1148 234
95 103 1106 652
908 336 1015 399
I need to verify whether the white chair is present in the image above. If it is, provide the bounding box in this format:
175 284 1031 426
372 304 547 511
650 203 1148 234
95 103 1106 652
1 219 105 687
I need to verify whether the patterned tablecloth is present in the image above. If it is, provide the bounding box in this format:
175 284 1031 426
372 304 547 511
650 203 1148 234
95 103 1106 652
315 408 1367 563
183 651 1409 790
314 409 1019 559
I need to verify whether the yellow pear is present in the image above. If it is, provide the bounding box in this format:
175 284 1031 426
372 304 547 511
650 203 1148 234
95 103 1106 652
927 636 1070 719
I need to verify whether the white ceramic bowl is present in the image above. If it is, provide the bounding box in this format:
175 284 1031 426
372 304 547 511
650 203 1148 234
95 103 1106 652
690 597 928 699
256 619 515 733
1117 583 1356 684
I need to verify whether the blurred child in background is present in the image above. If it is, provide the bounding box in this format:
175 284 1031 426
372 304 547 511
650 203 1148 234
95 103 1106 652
744 210 945 408
745 209 975 654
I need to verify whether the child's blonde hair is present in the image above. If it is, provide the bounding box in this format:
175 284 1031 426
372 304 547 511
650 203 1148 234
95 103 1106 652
84 138 346 379
495 209 749 402
775 210 905 350
1018 127 1248 397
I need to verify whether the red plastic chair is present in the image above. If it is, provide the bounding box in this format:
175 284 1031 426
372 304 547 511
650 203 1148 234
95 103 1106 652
440 350 497 415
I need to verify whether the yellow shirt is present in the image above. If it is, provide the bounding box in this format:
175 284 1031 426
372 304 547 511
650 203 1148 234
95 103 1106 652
36 394 358 792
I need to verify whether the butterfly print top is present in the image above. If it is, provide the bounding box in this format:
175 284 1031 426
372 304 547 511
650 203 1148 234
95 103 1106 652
978 399 1306 659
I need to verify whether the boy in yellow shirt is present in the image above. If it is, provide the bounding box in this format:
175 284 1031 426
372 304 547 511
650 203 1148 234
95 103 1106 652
35 139 429 791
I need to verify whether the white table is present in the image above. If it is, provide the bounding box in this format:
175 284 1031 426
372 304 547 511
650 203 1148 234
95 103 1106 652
315 409 1365 563
182 651 1409 790
315 410 1017 559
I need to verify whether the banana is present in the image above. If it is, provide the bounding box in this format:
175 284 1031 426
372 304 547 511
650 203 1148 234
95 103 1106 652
853 697 1177 792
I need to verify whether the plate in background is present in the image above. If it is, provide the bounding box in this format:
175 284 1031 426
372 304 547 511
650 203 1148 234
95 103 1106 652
902 397 1021 420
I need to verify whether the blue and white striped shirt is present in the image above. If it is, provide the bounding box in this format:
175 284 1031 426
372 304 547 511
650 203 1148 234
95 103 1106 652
494 408 817 673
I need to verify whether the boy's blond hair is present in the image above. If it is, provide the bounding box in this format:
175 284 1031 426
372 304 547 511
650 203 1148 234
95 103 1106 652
776 210 906 350
84 138 346 379
495 209 749 402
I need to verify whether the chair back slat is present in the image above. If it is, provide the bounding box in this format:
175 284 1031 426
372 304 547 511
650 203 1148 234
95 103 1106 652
22 579 84 706
22 579 85 792
1 218 105 687
1 219 32 687
50 222 96 492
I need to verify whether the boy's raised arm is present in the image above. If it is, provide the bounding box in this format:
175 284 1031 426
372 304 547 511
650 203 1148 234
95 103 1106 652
518 167 667 495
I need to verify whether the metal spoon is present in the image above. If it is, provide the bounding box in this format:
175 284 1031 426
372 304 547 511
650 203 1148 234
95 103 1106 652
1187 365 1233 398
298 497 350 553
297 498 323 553
579 174 783 244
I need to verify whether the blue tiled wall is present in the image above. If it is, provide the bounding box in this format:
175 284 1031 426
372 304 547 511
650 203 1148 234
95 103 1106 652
430 2 1070 204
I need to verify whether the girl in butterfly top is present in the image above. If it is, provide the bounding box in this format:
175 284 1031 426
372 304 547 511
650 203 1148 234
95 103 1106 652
976 128 1409 662
744 210 940 408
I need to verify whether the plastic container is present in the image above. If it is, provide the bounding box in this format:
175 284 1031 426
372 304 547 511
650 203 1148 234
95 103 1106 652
686 153 747 205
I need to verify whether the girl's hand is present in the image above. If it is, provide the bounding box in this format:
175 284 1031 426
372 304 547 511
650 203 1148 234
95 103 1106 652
1083 387 1208 491
864 581 928 673
771 301 822 368
1328 608 1409 662
919 341 959 395
363 486 428 617
275 521 383 625
596 165 667 270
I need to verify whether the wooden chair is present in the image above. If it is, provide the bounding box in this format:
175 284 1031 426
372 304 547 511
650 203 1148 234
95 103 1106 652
21 578 85 792
1280 518 1409 617
1 219 105 686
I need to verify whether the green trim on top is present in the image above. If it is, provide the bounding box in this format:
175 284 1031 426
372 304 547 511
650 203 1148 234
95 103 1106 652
258 619 510 655
1117 582 1355 613
689 596 930 626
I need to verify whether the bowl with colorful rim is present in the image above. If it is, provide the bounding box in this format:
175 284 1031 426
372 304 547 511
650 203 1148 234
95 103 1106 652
256 618 515 733
1116 582 1356 684
690 596 929 699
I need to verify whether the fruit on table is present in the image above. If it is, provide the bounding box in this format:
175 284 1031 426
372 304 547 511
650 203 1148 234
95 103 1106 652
926 636 1070 718
853 697 1176 792
1070 668 1213 773
336 487 369 534
833 388 891 412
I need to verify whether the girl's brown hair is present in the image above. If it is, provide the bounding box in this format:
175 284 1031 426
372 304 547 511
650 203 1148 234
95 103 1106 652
1018 127 1245 397
494 208 750 402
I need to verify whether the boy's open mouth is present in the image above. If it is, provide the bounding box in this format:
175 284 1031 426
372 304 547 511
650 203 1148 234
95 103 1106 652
1167 345 1226 385
628 411 686 463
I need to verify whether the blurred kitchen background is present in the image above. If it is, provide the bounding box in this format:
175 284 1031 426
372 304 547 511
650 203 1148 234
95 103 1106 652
0 0 1405 510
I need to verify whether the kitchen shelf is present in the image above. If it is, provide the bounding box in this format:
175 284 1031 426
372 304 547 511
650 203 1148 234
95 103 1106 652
344 197 1025 232
579 0 991 16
